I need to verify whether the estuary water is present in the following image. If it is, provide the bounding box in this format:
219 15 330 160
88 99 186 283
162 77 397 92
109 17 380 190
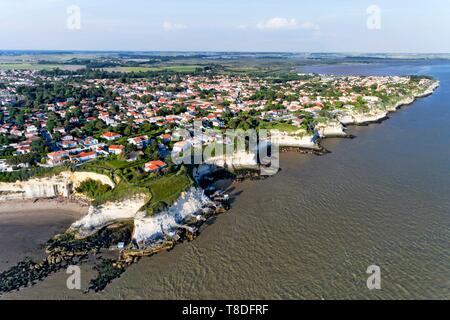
4 61 450 299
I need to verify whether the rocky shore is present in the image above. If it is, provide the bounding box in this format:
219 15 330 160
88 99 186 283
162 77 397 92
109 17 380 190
0 186 229 295
337 80 440 125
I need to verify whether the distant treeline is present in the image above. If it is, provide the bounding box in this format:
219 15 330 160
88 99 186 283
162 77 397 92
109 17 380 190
16 82 117 105
38 66 211 79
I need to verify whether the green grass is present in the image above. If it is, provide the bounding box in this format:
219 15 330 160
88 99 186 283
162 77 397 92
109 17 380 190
139 168 193 215
81 158 146 172
0 63 84 71
224 66 261 73
105 65 202 73
92 182 150 206
76 179 112 200
79 159 192 212
259 121 303 133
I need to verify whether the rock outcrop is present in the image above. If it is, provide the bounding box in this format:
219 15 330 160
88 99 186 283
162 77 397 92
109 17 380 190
0 171 115 201
204 150 259 171
269 129 319 149
69 195 149 238
133 187 213 247
336 80 440 125
315 120 347 138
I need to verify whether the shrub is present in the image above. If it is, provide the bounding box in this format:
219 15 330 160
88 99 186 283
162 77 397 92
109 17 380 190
76 179 112 199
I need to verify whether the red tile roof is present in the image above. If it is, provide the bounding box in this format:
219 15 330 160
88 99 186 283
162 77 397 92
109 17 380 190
48 151 68 158
102 132 121 138
145 160 167 171
77 151 96 158
109 145 125 150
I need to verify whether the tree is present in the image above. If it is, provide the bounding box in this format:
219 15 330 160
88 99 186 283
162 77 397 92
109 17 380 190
31 138 47 154
53 131 62 141
123 125 132 137
144 142 161 160
46 118 57 133
6 153 36 166
0 135 9 145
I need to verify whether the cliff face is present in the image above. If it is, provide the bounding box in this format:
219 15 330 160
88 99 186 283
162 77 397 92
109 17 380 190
269 130 319 149
315 120 347 138
69 187 212 243
416 80 440 98
70 195 148 238
204 151 259 171
0 171 115 201
385 96 415 112
347 109 390 125
337 80 440 125
133 187 213 247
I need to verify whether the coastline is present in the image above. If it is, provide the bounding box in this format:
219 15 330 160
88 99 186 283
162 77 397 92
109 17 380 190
0 78 440 295
0 198 89 275
0 198 89 216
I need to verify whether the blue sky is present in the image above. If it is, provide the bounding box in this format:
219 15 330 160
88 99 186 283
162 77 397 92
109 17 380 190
0 0 449 52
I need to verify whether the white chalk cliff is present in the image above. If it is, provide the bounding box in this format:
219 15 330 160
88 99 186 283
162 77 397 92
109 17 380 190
0 171 115 201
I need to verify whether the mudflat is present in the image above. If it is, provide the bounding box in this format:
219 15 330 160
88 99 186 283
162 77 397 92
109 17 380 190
0 199 88 272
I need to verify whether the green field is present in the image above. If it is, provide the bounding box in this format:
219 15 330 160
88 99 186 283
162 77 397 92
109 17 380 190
140 169 193 215
259 121 303 133
0 63 84 71
105 65 202 73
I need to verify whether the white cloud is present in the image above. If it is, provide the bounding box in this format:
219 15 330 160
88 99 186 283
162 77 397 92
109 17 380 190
257 17 319 31
162 21 187 31
237 24 248 30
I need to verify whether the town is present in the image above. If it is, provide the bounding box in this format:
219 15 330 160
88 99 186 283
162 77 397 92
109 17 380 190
0 65 438 213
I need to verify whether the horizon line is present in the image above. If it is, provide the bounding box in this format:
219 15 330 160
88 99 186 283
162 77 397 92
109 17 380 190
1 49 450 55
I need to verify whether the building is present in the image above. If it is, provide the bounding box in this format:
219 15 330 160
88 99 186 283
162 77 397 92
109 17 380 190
127 135 150 149
47 151 69 165
81 137 100 148
160 133 172 143
212 119 225 128
58 140 78 149
75 151 97 162
144 160 167 173
101 132 122 141
109 145 125 155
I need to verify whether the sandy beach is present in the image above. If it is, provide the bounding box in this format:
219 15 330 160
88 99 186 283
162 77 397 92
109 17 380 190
0 198 88 273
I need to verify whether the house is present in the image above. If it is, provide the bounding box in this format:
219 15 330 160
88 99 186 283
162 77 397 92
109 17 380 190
47 150 69 165
10 129 23 137
16 145 31 154
75 151 97 162
109 145 125 155
25 124 38 134
212 119 225 128
101 132 122 141
160 133 172 143
144 160 167 173
81 137 99 148
61 135 74 141
58 140 78 149
127 135 150 149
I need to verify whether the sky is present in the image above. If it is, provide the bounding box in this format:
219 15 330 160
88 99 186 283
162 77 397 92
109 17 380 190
0 0 449 53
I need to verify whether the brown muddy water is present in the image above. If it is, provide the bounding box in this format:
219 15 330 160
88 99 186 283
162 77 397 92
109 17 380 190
2 61 449 299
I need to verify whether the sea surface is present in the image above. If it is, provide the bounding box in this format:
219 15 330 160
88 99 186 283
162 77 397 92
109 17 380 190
3 61 450 299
